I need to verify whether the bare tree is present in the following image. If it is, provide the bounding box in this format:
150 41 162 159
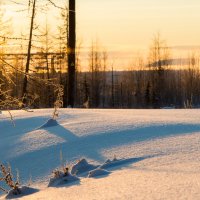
102 50 108 107
66 0 76 108
22 0 37 104
148 33 170 108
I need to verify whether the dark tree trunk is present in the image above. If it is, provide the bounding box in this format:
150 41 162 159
22 0 36 104
65 0 76 107
111 67 114 108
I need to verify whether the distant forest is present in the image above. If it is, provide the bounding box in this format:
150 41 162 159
0 0 200 110
2 68 200 109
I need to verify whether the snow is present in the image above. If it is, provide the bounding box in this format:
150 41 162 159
70 158 98 175
99 157 145 170
48 173 79 187
5 186 38 199
0 109 200 199
37 118 59 129
88 168 110 178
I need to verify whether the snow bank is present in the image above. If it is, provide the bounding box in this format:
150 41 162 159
88 168 110 178
70 159 98 175
1 109 200 199
99 157 141 170
37 118 59 129
99 158 119 169
48 172 79 187
5 186 38 199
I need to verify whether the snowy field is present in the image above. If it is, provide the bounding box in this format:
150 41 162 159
0 109 200 199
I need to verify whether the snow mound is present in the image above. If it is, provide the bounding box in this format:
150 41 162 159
48 172 79 187
88 168 110 178
37 118 59 129
5 186 38 199
99 158 120 169
71 158 98 175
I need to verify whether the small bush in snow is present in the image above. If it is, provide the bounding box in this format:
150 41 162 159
48 166 79 187
52 167 69 179
52 85 64 120
0 163 20 195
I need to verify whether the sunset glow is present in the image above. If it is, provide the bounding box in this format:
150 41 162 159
3 0 200 69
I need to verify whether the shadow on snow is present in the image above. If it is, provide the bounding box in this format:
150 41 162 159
1 117 200 185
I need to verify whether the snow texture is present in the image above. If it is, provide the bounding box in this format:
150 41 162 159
88 168 110 178
48 173 79 187
37 118 59 129
5 186 38 199
70 158 98 175
0 109 200 199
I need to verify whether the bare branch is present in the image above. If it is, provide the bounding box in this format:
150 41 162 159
47 0 65 10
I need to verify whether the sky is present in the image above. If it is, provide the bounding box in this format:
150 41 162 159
2 0 200 69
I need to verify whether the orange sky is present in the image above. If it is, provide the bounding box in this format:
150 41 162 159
3 0 200 70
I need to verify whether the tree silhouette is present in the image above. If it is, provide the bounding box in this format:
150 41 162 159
22 0 37 105
65 0 76 108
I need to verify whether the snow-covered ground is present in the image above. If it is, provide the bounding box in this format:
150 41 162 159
0 109 200 199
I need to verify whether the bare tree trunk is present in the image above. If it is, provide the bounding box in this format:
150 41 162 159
102 51 107 108
66 0 76 107
44 20 51 107
22 0 36 104
111 66 114 108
